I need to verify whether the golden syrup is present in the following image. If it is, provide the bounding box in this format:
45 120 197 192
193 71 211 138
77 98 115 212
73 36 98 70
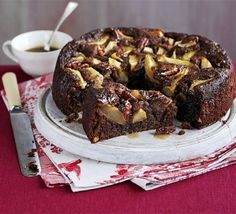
127 133 140 139
154 134 170 140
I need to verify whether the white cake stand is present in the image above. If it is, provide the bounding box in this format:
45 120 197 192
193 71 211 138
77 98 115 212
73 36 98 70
34 88 236 164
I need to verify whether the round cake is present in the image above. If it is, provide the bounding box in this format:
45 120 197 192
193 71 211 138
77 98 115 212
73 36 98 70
52 27 235 143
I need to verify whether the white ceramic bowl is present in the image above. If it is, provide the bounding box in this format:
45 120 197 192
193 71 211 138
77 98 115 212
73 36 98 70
2 30 73 77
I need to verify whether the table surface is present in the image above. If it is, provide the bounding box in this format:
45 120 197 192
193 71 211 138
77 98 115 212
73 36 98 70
0 65 236 214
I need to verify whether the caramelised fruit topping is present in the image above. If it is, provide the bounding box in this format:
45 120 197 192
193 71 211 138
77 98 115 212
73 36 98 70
144 54 158 83
66 68 87 89
182 50 197 61
52 27 233 144
175 35 199 49
100 104 126 125
159 55 195 67
65 28 217 99
130 90 143 99
162 67 190 97
108 57 128 83
132 109 147 123
189 78 212 91
104 40 117 55
128 54 143 72
201 56 212 68
114 29 134 42
93 82 149 125
88 34 110 46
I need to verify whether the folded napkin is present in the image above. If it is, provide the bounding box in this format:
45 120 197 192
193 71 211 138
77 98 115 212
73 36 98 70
2 74 236 192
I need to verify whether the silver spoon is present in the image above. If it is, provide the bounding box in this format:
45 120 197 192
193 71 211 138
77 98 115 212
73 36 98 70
44 1 78 51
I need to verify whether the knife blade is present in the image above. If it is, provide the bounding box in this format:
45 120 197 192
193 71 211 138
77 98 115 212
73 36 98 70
2 72 41 177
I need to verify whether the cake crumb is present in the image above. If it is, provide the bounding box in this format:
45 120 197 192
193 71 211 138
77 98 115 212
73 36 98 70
65 113 80 123
178 130 185 135
156 125 176 135
27 149 37 157
221 120 227 125
28 161 39 173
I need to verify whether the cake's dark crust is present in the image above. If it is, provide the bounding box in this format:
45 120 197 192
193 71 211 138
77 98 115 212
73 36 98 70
52 27 235 143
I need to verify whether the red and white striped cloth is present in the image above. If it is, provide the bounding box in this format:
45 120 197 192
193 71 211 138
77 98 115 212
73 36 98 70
2 74 236 192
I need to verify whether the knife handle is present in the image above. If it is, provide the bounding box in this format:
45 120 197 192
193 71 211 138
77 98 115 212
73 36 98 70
2 72 21 109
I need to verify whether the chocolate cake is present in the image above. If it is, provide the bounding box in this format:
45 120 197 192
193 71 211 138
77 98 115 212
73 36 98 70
82 82 176 143
52 27 235 143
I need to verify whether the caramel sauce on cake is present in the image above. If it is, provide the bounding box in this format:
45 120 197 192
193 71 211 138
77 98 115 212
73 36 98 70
154 134 170 140
127 133 140 139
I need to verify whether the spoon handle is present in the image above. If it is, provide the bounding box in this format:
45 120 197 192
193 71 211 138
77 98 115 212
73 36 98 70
46 1 78 50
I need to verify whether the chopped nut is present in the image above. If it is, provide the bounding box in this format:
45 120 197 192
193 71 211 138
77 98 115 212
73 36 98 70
143 47 154 53
66 68 87 89
137 37 149 51
159 64 179 76
132 109 147 123
131 90 142 99
148 29 164 37
129 55 138 71
104 41 117 54
163 68 189 96
89 35 110 45
201 56 212 68
100 104 126 125
156 125 176 134
144 54 158 83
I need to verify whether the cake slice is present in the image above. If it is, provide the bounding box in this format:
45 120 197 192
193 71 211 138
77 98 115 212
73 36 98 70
82 82 176 143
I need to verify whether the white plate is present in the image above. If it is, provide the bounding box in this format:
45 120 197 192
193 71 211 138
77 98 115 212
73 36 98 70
34 88 236 164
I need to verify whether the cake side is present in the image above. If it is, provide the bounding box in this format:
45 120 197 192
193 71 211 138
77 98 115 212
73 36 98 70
143 30 234 128
82 83 176 143
175 66 235 127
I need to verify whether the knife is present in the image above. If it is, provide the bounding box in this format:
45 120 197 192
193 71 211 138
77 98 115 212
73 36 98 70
2 72 41 177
